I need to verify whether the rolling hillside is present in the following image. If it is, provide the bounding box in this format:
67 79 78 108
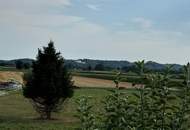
0 58 183 72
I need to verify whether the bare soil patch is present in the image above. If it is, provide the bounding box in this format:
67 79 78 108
73 76 134 88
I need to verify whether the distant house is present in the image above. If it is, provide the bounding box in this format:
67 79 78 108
0 80 22 90
75 60 86 64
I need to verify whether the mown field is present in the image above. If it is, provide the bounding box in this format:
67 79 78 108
0 88 137 130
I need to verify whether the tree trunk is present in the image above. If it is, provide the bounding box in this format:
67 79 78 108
46 111 51 120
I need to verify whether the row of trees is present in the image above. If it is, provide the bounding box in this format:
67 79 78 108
15 60 31 70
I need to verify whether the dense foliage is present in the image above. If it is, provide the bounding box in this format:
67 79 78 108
23 41 73 119
15 60 32 70
76 96 97 130
76 61 190 130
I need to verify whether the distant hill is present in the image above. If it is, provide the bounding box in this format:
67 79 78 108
145 61 182 72
0 58 34 67
65 59 183 72
0 58 183 72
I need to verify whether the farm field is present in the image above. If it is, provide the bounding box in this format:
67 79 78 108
72 70 184 85
73 76 135 88
72 70 139 82
0 66 18 72
0 70 184 87
0 71 136 89
0 71 24 83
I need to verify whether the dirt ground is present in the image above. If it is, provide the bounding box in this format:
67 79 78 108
73 76 135 88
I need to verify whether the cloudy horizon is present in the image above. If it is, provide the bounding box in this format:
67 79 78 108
1 0 190 64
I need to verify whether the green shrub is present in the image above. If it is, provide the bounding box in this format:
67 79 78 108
102 90 135 130
75 96 97 130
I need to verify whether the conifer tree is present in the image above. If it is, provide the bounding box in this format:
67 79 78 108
23 41 73 119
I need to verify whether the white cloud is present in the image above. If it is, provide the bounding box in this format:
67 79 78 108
132 17 153 29
0 0 81 28
44 21 189 64
0 0 190 64
0 12 83 28
1 0 72 7
0 0 71 14
0 11 189 64
86 4 100 11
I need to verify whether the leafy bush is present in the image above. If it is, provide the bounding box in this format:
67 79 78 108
102 90 134 130
75 96 97 130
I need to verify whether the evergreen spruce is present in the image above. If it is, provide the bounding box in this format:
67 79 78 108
23 41 73 120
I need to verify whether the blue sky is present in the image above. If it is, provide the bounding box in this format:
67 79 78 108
0 0 190 64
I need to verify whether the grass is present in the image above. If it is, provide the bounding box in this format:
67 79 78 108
0 66 17 72
0 87 185 130
72 71 141 82
0 66 31 73
0 88 132 130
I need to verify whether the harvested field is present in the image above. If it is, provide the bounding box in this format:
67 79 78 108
0 71 135 88
73 76 135 88
0 71 24 83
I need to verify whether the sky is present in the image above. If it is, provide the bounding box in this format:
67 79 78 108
0 0 190 64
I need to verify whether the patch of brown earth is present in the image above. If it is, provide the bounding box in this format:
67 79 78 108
0 71 24 83
73 76 135 88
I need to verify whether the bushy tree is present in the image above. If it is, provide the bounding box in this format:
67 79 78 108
95 63 104 71
23 63 31 69
15 60 24 69
133 60 149 130
88 65 92 71
102 90 134 130
171 63 190 130
23 41 73 119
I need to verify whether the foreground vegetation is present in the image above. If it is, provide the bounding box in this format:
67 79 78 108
0 86 189 130
75 62 190 130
